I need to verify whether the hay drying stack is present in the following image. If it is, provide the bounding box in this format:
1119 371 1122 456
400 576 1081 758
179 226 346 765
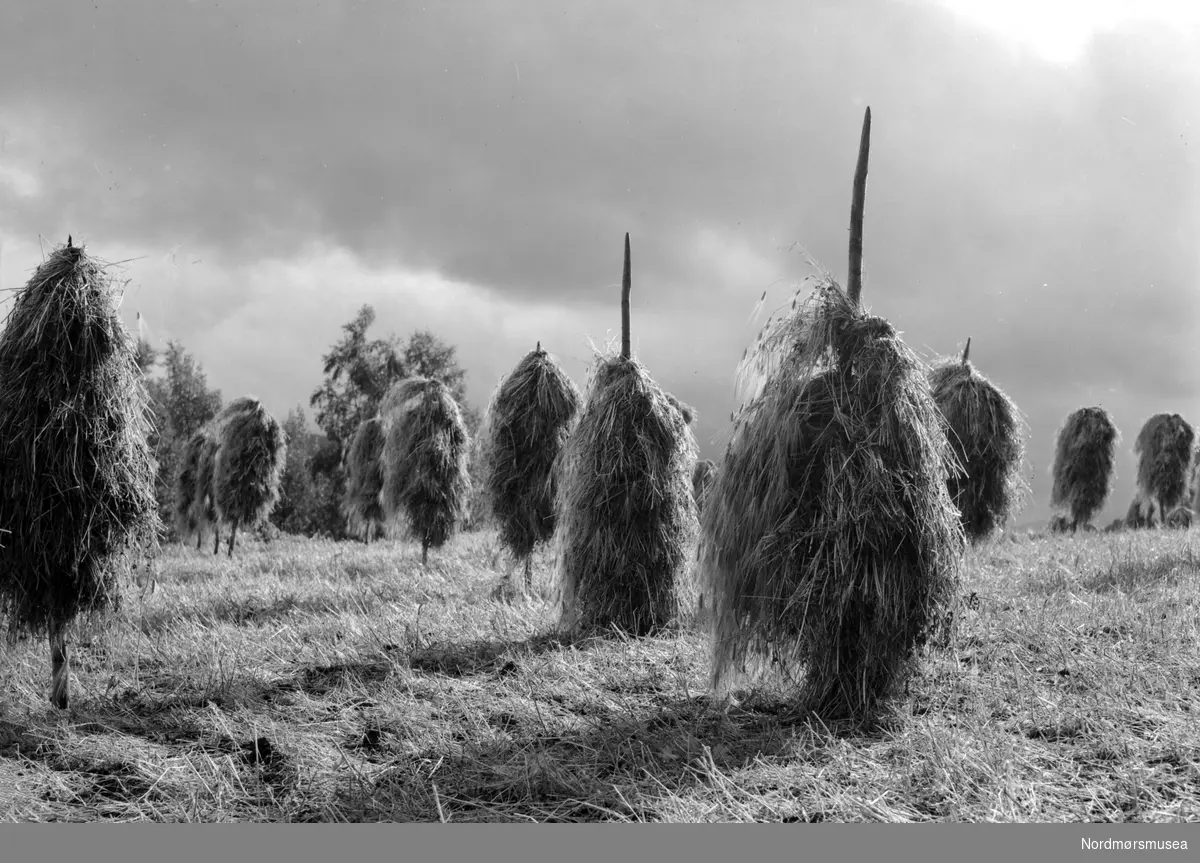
692 459 717 514
174 429 208 544
211 396 287 557
190 428 222 552
1049 406 1120 532
928 337 1027 543
0 239 160 709
378 376 472 564
342 416 387 543
555 234 699 637
1132 412 1194 527
699 108 965 721
481 343 581 591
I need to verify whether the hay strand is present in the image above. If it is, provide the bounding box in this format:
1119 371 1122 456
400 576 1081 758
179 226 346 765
928 343 1027 543
379 376 472 564
1049 406 1120 531
0 240 160 708
481 344 581 588
692 459 716 513
212 396 287 557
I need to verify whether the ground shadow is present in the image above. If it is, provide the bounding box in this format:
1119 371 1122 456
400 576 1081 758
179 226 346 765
314 677 900 823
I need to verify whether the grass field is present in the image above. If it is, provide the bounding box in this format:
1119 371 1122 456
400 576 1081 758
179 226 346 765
0 526 1197 822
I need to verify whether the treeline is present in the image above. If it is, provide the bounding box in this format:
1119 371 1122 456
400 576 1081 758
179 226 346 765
141 304 481 541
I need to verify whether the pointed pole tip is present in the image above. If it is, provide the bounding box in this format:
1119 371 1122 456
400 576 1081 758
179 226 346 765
621 233 632 360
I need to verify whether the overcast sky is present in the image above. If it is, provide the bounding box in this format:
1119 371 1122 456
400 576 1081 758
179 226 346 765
0 0 1196 529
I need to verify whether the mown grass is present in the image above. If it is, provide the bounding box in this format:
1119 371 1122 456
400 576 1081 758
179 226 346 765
0 526 1197 822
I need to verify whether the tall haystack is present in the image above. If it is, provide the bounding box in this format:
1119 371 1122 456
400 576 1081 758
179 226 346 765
556 234 699 637
692 459 717 513
378 376 472 564
0 239 160 709
174 429 208 542
1049 406 1120 531
212 396 287 557
1133 412 1194 527
342 416 386 542
928 338 1027 543
699 108 965 721
481 343 581 592
191 428 222 552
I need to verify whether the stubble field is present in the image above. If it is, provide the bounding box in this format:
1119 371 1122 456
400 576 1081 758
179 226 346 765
0 526 1197 822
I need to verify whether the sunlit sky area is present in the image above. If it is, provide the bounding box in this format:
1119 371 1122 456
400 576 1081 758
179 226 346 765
0 0 1196 530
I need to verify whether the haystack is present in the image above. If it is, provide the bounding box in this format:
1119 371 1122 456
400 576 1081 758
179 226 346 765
1133 412 1194 527
378 376 472 564
212 396 287 557
1049 406 1120 531
342 416 386 543
174 429 208 542
928 337 1027 543
481 343 581 592
699 108 965 721
692 459 717 513
556 234 699 637
191 429 222 552
1124 495 1149 530
0 239 160 709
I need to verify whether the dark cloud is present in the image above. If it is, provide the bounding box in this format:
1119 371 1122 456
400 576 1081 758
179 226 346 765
0 0 1195 526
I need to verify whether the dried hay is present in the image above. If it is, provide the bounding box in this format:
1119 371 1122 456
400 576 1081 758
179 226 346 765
1166 506 1192 530
556 234 699 637
692 459 717 513
700 109 965 721
342 416 386 542
378 376 472 564
174 429 208 540
212 396 287 557
928 339 1027 543
190 429 221 552
0 239 160 708
480 343 581 590
1049 406 1120 531
1048 513 1073 534
1125 495 1151 530
1133 412 1194 518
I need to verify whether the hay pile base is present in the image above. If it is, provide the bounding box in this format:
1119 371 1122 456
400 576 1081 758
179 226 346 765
481 345 580 591
379 377 472 564
1049 406 1120 531
556 356 698 636
1134 413 1195 522
700 278 965 721
0 241 160 708
342 417 386 542
213 397 287 557
928 350 1026 543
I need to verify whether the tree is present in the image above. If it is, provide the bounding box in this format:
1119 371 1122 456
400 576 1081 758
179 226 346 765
308 307 479 539
310 305 476 448
309 306 403 451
